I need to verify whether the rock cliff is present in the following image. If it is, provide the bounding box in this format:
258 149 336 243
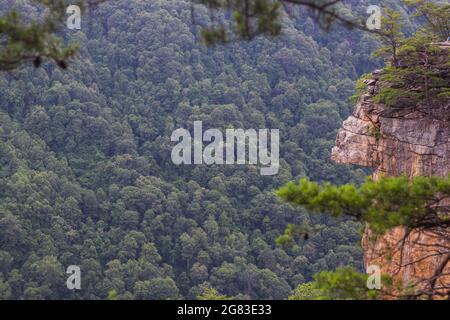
331 70 450 297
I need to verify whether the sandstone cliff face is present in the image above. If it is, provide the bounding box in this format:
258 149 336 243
331 70 450 297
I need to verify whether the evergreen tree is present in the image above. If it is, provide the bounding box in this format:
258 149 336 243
372 8 405 67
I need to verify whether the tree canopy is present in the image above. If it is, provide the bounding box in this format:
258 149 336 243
0 0 379 299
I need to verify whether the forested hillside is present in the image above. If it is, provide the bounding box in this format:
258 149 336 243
0 0 406 299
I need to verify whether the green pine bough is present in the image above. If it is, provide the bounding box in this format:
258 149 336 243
277 175 450 299
0 0 81 70
277 175 450 235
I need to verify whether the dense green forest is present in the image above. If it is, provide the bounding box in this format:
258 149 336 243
0 0 426 299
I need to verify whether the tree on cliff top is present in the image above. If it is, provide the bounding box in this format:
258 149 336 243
404 0 450 42
372 8 405 67
361 1 450 108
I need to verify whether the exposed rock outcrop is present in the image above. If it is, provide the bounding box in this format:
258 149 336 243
331 70 450 298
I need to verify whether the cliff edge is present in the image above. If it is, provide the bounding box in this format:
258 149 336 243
331 70 450 297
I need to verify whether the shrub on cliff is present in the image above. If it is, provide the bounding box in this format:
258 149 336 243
362 1 450 108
